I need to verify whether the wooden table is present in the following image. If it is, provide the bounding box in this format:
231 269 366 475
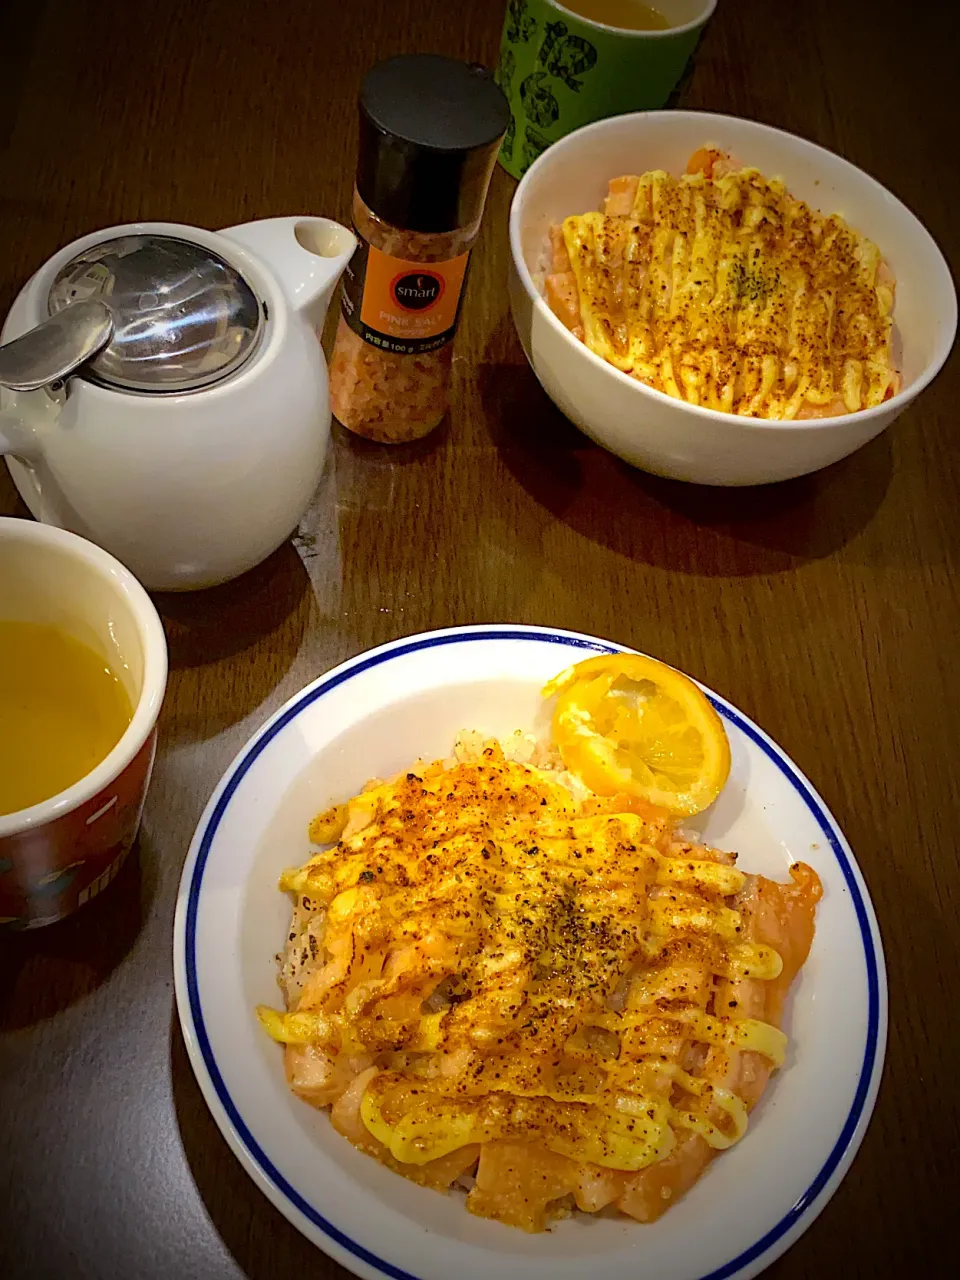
1 0 958 1275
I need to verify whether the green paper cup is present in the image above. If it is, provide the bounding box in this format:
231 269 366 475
496 0 716 178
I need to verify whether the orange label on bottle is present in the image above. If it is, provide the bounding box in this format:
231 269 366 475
341 240 470 355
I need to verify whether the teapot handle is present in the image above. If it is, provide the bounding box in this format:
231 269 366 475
0 401 42 461
219 217 356 329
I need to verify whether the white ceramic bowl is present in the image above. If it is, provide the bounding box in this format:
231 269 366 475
508 111 957 486
175 625 886 1280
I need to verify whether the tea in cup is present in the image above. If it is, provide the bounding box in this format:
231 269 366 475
0 518 167 928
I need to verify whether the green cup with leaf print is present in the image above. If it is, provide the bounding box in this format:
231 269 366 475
496 0 717 178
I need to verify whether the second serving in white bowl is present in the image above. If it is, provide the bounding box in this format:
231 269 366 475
508 110 956 486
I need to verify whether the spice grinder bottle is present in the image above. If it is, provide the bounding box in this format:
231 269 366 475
329 55 510 443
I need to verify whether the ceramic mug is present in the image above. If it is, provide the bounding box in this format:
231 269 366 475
0 518 167 929
496 0 717 178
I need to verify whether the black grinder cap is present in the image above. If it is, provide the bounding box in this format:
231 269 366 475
357 54 511 234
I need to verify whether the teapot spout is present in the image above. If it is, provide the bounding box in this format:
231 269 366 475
220 217 356 329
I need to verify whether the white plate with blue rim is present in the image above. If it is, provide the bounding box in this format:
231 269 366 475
173 624 886 1280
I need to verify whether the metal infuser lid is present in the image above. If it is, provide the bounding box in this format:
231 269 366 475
45 234 263 393
0 233 263 396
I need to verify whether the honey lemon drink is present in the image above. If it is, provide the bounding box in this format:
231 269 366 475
0 621 132 816
558 1 669 29
0 518 166 928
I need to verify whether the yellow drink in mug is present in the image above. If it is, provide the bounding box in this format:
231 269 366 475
0 518 167 929
496 0 717 178
559 1 670 28
0 622 133 816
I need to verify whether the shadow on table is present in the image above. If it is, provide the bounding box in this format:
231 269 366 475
169 1013 337 1278
154 541 313 669
479 361 893 576
0 834 154 1030
153 541 315 744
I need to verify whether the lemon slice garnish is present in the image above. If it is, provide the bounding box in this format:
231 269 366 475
543 654 731 817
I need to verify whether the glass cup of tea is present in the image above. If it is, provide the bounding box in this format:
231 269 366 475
0 518 167 929
496 0 717 177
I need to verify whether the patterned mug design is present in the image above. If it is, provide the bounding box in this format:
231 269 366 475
499 1 599 170
0 728 157 929
537 20 598 91
497 0 712 179
504 0 538 44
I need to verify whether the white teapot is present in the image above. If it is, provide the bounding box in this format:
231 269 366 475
0 217 355 590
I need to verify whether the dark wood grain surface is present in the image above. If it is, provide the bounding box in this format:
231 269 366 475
1 1 958 1276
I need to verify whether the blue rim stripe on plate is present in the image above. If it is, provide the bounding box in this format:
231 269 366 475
183 628 881 1280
